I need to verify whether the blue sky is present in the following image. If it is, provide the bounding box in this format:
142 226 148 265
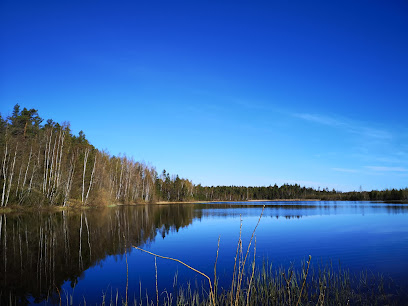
1 0 407 191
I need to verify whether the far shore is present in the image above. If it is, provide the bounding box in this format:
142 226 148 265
154 199 322 205
2 198 406 213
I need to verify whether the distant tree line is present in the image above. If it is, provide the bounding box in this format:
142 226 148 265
193 184 408 202
0 104 407 207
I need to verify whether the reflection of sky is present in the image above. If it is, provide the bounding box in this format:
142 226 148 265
60 202 408 305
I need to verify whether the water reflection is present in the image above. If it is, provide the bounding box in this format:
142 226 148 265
1 201 407 304
199 201 408 218
0 205 197 305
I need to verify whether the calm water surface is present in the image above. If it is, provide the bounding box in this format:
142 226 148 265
1 201 408 304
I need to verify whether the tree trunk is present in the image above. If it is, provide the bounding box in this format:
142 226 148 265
5 144 17 206
84 154 96 205
81 148 89 204
1 142 8 207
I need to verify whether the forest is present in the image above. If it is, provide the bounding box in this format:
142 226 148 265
0 104 407 207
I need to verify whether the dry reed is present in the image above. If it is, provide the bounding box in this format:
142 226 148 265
132 246 217 306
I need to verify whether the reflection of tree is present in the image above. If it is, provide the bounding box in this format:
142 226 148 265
196 203 321 219
196 203 408 219
384 205 408 214
0 205 197 304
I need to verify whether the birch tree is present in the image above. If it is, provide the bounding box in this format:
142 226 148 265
81 148 90 204
5 144 17 206
1 142 8 207
84 155 96 205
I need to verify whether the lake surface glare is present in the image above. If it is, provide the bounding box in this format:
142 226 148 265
1 201 408 304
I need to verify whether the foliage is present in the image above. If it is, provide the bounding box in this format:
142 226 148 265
0 104 157 207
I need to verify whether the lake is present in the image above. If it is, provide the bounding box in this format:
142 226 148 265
1 201 408 304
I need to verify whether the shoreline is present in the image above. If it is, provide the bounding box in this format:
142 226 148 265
154 198 322 205
1 199 406 213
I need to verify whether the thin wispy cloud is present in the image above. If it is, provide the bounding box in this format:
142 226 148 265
294 113 341 127
365 166 408 172
332 168 359 173
350 147 408 166
371 156 408 164
293 113 392 140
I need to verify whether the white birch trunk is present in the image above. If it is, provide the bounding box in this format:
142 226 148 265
43 130 53 193
16 162 23 197
64 154 76 206
28 149 40 194
21 146 32 196
84 154 96 205
1 143 8 207
5 144 17 206
47 129 57 196
56 129 65 190
81 148 89 204
116 160 124 200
